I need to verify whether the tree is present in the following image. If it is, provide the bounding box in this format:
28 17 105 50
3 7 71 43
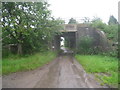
108 15 118 25
82 17 90 24
90 17 118 42
2 2 63 55
90 17 106 29
68 18 77 24
104 24 118 41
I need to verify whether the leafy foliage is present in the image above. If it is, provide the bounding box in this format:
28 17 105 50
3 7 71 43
90 16 118 42
77 36 94 54
90 18 106 30
2 2 64 55
82 17 90 24
68 18 77 24
103 24 118 42
108 15 118 25
90 16 118 57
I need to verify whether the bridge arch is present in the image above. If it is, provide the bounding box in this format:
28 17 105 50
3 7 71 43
53 24 112 53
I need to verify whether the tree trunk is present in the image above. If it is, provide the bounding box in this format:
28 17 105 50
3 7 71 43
17 43 22 55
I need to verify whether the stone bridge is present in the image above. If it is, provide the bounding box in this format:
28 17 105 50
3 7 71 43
53 24 111 52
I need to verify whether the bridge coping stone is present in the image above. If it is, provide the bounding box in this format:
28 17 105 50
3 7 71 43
60 24 89 32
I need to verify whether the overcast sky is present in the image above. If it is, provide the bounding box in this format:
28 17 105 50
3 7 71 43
48 0 119 24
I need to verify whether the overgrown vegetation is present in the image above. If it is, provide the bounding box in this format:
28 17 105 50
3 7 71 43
2 52 56 75
76 16 118 57
77 36 94 54
75 55 118 87
90 17 118 57
90 17 118 42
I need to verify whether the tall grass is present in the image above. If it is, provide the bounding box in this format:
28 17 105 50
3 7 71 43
75 55 118 87
2 52 56 75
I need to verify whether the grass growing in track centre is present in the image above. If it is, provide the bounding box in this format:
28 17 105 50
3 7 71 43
75 55 118 87
2 52 56 75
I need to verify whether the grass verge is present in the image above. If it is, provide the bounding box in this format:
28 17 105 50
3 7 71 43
2 51 56 75
75 55 118 87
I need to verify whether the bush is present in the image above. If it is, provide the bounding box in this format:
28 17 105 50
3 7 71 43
77 36 94 54
2 48 11 58
101 51 118 57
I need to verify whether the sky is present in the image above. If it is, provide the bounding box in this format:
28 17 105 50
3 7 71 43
48 0 119 24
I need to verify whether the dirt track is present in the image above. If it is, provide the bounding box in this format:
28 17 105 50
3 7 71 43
2 55 107 88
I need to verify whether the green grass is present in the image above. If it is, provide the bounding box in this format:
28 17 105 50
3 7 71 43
75 55 118 87
0 60 1 75
2 51 56 75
